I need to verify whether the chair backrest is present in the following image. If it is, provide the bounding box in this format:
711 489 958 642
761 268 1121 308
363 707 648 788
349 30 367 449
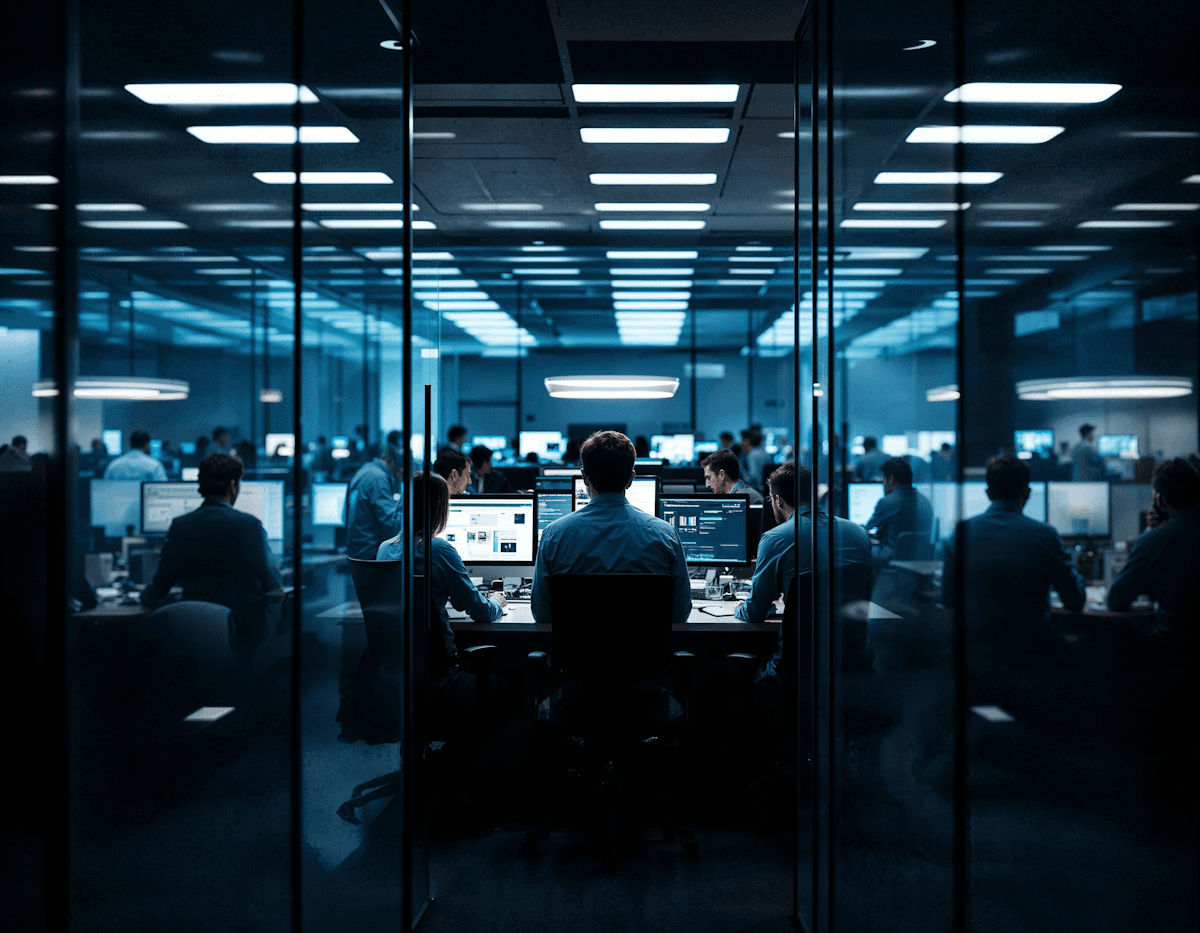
894 531 934 561
146 600 239 683
347 558 430 677
779 560 873 681
547 574 674 684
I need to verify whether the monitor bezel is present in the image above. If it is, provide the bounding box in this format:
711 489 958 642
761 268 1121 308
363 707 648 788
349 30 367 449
140 479 203 536
443 493 538 566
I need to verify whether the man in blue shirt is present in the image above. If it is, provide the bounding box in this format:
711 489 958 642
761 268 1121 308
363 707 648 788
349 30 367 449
863 456 933 567
702 449 764 504
942 455 1085 658
1108 457 1200 648
345 444 403 559
533 431 691 624
433 448 472 496
736 462 872 674
853 437 889 482
103 430 168 483
741 428 772 493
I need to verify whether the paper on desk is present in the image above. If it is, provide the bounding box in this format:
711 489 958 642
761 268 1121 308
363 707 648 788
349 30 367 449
699 604 737 617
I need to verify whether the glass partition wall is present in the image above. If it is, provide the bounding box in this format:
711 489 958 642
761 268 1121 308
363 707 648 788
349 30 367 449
3 0 1196 930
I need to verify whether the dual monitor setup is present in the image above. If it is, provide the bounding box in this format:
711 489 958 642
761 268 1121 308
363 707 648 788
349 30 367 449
1013 429 1139 460
847 481 1113 539
470 431 711 465
89 479 286 540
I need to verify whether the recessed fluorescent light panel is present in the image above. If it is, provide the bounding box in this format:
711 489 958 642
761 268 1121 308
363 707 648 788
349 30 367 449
841 219 946 228
599 220 705 230
76 203 146 211
254 172 393 184
943 83 1121 104
875 172 1002 184
486 221 565 229
594 203 710 212
511 269 581 275
319 219 436 229
613 301 689 311
1184 175 1200 184
906 125 1064 144
590 173 717 185
571 84 739 103
580 127 730 144
302 203 413 211
609 268 694 276
607 251 698 260
853 202 968 211
460 203 543 211
81 220 188 229
1077 220 1173 228
126 83 319 105
610 280 692 288
187 126 358 144
1112 203 1198 211
0 175 58 184
718 279 767 285
611 291 691 300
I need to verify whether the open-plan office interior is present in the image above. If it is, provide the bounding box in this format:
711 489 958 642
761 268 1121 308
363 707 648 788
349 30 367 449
1 0 1197 930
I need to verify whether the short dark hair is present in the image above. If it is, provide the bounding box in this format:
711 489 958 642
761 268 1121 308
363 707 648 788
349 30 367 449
130 430 151 450
386 430 401 447
378 443 401 466
881 456 913 486
702 448 741 481
198 452 244 497
580 431 635 493
1152 457 1200 510
12 435 27 447
413 471 450 539
212 426 229 440
447 425 468 443
1079 424 1095 438
468 444 492 468
985 455 1031 501
769 461 811 508
719 431 734 442
862 436 877 451
434 448 469 479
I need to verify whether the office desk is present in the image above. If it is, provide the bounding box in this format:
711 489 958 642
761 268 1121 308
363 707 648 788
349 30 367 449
889 560 942 577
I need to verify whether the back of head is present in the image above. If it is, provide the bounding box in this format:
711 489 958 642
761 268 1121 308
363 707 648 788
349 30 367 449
212 426 228 443
581 431 635 493
985 454 1031 501
769 461 811 509
748 429 764 448
434 447 469 479
468 444 492 469
129 429 150 451
1153 457 1200 510
447 424 468 445
379 443 402 467
863 436 877 452
413 470 450 539
385 430 401 448
1080 423 1095 439
881 456 913 486
198 452 244 498
702 448 741 481
13 435 27 448
634 435 651 458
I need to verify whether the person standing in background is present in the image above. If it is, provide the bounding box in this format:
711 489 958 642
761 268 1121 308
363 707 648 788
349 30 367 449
345 443 403 560
210 427 231 456
103 430 167 482
1072 424 1105 482
0 436 32 472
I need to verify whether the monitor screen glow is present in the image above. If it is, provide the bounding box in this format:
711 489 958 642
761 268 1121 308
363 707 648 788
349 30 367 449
574 475 657 516
265 433 295 457
236 480 285 539
142 482 204 534
929 481 1047 537
659 495 748 566
470 435 509 453
312 482 348 526
693 440 719 455
518 431 564 461
848 483 886 525
438 495 535 564
90 479 142 537
535 490 573 541
101 429 122 456
1047 482 1110 537
1098 435 1138 459
881 435 909 456
650 433 695 464
1014 430 1055 456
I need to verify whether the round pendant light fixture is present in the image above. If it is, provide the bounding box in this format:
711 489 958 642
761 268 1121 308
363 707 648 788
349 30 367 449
544 374 680 400
32 376 190 400
1016 376 1192 401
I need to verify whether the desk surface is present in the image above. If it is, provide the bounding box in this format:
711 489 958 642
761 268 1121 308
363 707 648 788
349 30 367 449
889 560 942 575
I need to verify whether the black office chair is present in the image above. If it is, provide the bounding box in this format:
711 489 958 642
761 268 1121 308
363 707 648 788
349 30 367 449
337 558 500 823
521 573 698 868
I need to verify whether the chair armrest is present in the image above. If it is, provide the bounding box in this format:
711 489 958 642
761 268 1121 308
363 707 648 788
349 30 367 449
460 644 500 668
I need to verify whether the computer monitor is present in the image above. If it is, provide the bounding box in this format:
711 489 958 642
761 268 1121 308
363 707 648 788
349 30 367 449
149 439 163 459
694 440 719 456
659 495 749 566
573 475 658 516
650 434 695 464
438 494 535 564
181 467 199 482
141 482 204 534
178 441 196 455
469 435 508 454
961 481 1047 522
881 435 908 456
518 431 564 461
1047 482 1111 537
535 489 574 542
236 481 286 539
90 479 142 537
1098 435 1138 459
535 476 574 492
542 468 581 477
101 429 122 456
848 483 885 525
312 482 348 526
1015 430 1054 457
265 433 295 458
331 436 349 449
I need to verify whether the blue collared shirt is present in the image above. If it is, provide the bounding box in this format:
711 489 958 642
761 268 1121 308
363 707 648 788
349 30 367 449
1108 506 1200 645
346 459 402 560
532 491 692 624
103 448 167 483
743 447 772 492
377 534 503 659
864 485 933 554
942 500 1086 651
729 479 765 505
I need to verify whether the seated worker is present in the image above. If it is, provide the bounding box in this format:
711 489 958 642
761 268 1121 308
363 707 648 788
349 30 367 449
532 431 691 625
433 447 472 495
346 443 403 560
142 452 283 653
942 455 1085 659
103 429 168 482
1108 457 1200 648
736 462 872 675
438 424 468 457
702 448 764 504
377 471 508 713
467 445 514 494
862 456 933 567
853 436 888 482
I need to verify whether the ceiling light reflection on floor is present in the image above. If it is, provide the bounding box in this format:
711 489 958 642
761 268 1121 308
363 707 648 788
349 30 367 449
943 83 1120 104
187 125 357 144
875 172 1002 185
906 125 1063 144
126 83 319 105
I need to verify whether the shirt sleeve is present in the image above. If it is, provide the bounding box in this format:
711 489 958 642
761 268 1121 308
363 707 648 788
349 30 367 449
531 531 554 624
669 528 693 623
440 542 503 622
737 534 782 624
1047 528 1086 611
369 475 403 538
1108 533 1153 611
